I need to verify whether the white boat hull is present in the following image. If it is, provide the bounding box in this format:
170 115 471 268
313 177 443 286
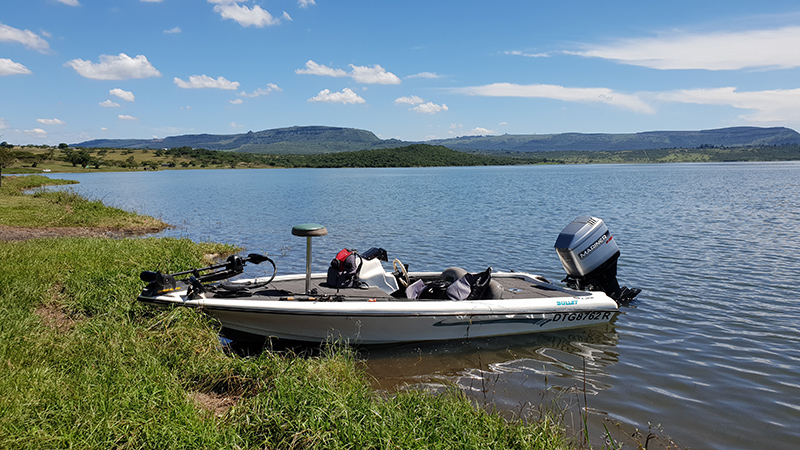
139 271 619 344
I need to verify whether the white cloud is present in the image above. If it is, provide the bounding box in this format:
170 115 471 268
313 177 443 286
174 74 240 90
406 72 442 79
505 50 550 58
230 98 243 104
296 60 401 85
211 2 279 27
283 12 293 21
0 58 31 75
298 0 316 8
395 95 424 105
37 118 66 125
164 27 181 34
0 118 7 130
296 60 348 78
230 122 244 127
65 53 161 80
571 26 800 71
455 82 654 114
141 0 163 3
468 127 495 135
239 83 282 97
99 99 121 107
350 64 401 84
57 0 80 5
118 115 138 121
110 88 135 102
0 23 50 53
308 88 366 104
412 102 449 114
24 128 47 138
657 87 800 124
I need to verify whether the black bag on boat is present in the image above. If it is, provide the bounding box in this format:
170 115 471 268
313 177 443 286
326 249 364 288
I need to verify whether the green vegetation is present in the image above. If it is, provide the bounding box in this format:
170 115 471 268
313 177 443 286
0 236 574 448
493 144 800 164
0 144 541 173
0 175 168 231
3 140 798 178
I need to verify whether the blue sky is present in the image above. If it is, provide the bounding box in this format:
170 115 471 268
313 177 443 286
2 0 800 146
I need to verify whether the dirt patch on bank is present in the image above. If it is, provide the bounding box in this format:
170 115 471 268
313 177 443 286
0 225 164 241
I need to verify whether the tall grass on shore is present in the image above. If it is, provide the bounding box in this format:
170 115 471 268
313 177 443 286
0 236 574 449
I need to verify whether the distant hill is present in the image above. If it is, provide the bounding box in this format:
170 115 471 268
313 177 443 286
429 127 800 152
74 126 800 154
76 126 404 154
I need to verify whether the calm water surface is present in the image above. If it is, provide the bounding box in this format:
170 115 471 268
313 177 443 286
49 162 800 450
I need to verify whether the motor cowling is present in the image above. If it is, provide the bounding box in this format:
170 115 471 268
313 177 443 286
554 216 640 302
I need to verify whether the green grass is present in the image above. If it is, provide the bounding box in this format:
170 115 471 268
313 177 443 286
0 237 575 449
0 175 168 231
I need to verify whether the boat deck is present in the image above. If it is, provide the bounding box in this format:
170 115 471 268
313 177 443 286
210 273 586 301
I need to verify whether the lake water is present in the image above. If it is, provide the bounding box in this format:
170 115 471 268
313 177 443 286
47 162 800 450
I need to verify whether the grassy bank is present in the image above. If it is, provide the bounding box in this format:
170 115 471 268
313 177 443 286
0 237 573 448
0 175 168 233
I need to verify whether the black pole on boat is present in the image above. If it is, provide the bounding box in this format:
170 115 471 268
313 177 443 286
291 223 328 294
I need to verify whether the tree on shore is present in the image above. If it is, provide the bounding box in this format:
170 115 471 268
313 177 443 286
0 145 17 187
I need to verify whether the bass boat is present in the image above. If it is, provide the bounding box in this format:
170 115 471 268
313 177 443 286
137 216 640 344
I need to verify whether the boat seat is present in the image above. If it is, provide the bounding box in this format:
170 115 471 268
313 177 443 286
482 280 504 299
292 223 328 294
439 267 504 300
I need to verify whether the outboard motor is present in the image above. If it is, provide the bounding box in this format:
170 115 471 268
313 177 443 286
554 216 640 302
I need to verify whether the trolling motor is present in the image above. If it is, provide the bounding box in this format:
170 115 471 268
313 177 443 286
140 253 274 296
554 216 640 302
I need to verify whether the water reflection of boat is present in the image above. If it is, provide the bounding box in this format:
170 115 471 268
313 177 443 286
362 323 620 393
138 217 638 344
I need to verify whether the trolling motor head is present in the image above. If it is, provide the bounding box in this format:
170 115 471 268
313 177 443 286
554 216 640 302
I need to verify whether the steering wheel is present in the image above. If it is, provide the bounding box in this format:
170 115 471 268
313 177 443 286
392 258 410 288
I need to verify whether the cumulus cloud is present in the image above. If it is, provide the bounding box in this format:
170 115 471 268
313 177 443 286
110 88 135 102
118 115 138 121
396 96 448 114
37 118 66 125
308 88 366 104
395 95 424 105
298 0 316 8
57 0 80 5
296 60 401 85
164 27 181 34
0 58 31 75
657 87 800 124
0 23 50 53
412 102 449 114
296 60 348 78
99 99 121 107
24 128 47 138
65 53 161 80
454 82 654 114
350 64 401 84
230 98 244 105
468 127 495 135
211 1 279 27
571 26 800 70
239 83 282 97
174 74 240 90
